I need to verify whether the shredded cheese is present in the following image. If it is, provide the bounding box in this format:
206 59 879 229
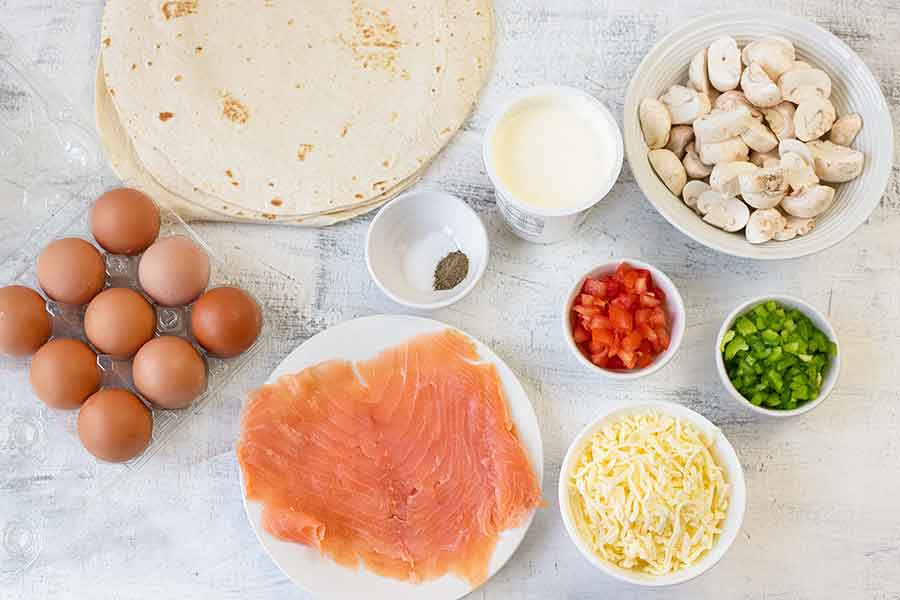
569 411 729 575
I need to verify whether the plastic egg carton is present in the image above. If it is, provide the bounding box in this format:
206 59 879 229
0 25 269 581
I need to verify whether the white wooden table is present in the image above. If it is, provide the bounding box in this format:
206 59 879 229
4 1 900 598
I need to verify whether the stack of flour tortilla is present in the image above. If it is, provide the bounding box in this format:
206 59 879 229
96 0 494 225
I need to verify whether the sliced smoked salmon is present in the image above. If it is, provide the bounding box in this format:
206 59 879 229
237 329 542 586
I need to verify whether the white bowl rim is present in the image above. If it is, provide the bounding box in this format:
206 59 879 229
561 259 686 380
558 400 747 586
623 8 895 260
715 294 841 417
482 84 625 217
365 190 490 310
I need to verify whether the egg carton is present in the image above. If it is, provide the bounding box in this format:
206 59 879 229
0 25 270 582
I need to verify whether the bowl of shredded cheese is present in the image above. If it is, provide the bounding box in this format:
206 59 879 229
558 401 746 586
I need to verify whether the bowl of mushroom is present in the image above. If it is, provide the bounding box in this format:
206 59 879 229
624 9 893 259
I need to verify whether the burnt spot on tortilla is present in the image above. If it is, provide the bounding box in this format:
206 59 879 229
102 37 111 48
287 18 295 26
390 112 399 122
222 94 249 124
435 65 442 73
159 112 174 122
162 1 199 20
271 198 283 207
225 170 234 178
174 74 183 82
373 180 387 191
231 181 240 187
263 213 276 220
297 144 314 161
340 123 351 137
440 127 451 135
382 159 390 167
355 193 364 199
267 182 276 188
400 70 411 80
195 46 204 55
131 63 138 71
339 0 402 73
109 88 117 97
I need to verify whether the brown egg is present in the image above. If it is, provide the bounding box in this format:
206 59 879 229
132 336 207 409
0 285 51 356
77 389 152 463
90 188 160 255
138 236 210 306
191 287 262 358
84 288 156 357
30 338 100 409
36 238 106 305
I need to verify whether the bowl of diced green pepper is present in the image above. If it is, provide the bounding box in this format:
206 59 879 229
716 296 839 416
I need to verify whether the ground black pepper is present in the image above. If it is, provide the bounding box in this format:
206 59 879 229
433 250 469 291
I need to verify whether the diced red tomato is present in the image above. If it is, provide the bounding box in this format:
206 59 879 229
570 262 673 371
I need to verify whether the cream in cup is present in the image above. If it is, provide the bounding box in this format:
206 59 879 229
483 86 623 243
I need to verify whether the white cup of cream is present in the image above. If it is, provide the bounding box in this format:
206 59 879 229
483 86 623 244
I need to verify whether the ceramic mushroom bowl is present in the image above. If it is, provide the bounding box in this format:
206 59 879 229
624 9 894 259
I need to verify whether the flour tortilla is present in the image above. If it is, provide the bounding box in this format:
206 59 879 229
100 0 493 217
96 56 423 225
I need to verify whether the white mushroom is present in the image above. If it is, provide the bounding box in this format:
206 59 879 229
806 140 865 183
739 165 788 208
762 102 796 140
665 125 695 159
659 85 711 125
774 215 816 241
749 149 780 168
639 97 672 149
698 136 750 165
710 161 758 196
704 197 751 232
683 142 713 179
781 185 835 218
780 152 820 191
740 63 783 108
707 36 742 92
689 48 713 96
648 148 688 196
693 106 754 143
741 37 795 80
714 91 763 120
829 113 863 146
741 120 779 153
682 180 710 212
697 189 731 215
778 67 832 103
746 208 787 244
794 96 836 141
778 139 814 165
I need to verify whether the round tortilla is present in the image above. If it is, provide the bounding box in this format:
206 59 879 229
100 0 493 218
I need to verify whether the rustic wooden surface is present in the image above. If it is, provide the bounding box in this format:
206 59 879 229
3 1 900 598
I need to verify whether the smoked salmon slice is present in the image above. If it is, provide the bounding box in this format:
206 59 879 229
237 329 542 585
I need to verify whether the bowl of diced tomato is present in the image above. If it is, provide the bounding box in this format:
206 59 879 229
563 260 686 379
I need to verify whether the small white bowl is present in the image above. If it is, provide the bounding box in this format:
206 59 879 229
366 190 489 309
562 259 686 380
715 295 840 417
559 401 747 586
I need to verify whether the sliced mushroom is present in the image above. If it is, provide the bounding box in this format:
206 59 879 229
639 97 672 149
659 85 711 125
698 136 750 165
792 60 811 70
741 37 795 80
707 36 742 92
682 180 710 212
774 215 816 241
741 63 783 108
749 149 780 168
704 197 751 232
739 165 788 209
683 142 713 179
697 189 731 215
714 91 763 120
778 67 832 103
794 96 836 141
780 152 820 191
648 148 688 196
763 157 781 169
689 48 713 96
665 125 695 159
741 120 779 153
746 208 786 244
778 139 814 165
781 184 835 218
693 106 754 143
710 161 757 196
829 113 863 146
806 140 865 183
762 102 796 140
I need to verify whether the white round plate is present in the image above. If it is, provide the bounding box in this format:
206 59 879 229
239 315 544 600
